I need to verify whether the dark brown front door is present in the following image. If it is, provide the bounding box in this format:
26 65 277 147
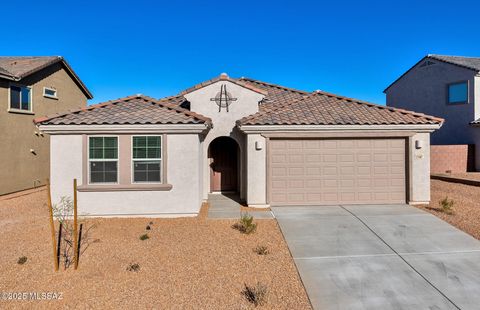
209 137 238 192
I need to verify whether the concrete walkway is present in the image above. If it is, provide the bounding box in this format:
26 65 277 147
272 205 480 310
207 194 274 219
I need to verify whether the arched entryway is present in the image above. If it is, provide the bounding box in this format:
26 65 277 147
208 137 239 192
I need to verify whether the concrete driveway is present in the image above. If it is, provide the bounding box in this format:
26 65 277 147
272 205 480 310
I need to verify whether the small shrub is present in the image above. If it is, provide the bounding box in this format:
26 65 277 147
253 246 269 255
439 197 455 214
149 221 153 225
146 225 151 230
17 256 27 265
126 263 140 272
232 213 257 234
139 233 150 240
242 282 267 307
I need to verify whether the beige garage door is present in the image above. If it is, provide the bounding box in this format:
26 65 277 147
269 138 406 205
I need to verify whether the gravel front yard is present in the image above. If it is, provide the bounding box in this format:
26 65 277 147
416 179 480 240
0 189 311 309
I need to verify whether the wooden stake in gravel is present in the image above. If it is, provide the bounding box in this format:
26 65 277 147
46 178 59 272
73 179 79 270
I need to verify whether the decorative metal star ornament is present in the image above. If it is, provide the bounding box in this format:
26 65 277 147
210 84 237 112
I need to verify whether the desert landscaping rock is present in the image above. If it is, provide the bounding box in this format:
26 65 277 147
416 179 480 240
0 190 311 309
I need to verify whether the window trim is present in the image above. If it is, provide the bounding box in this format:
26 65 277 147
446 80 469 105
43 87 58 99
131 135 163 184
87 135 119 185
8 83 33 114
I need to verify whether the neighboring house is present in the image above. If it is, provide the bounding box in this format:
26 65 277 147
35 74 442 217
0 56 93 195
385 54 480 171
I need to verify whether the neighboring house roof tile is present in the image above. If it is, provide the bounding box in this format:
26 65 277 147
384 54 480 92
428 54 480 71
238 90 443 126
34 95 211 126
0 56 93 99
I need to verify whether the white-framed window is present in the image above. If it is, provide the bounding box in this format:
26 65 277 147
43 87 58 99
132 136 162 183
447 81 468 105
9 84 32 111
88 136 118 184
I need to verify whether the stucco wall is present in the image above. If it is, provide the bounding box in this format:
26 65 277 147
0 63 88 195
184 80 264 201
50 133 203 217
409 132 431 204
246 134 267 207
386 61 477 144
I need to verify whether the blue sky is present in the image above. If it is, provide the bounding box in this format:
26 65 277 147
1 0 479 104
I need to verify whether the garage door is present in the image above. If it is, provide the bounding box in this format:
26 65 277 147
269 138 406 205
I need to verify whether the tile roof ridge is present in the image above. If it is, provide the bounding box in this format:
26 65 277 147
312 90 444 122
34 94 142 124
34 94 212 126
238 77 309 94
426 55 480 72
140 95 212 125
178 74 268 96
428 54 480 59
237 92 313 125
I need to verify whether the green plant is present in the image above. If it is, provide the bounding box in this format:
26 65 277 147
140 233 149 240
126 263 140 272
17 256 27 265
253 245 269 255
439 196 455 214
242 282 268 307
232 213 257 234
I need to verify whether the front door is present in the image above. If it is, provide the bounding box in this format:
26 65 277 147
209 137 238 192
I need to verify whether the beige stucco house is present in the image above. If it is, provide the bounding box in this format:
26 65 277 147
36 74 442 217
0 56 92 195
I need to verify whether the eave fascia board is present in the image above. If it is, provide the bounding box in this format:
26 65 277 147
238 124 442 134
38 124 210 134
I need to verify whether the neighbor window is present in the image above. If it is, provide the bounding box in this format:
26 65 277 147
448 81 468 104
89 137 118 184
132 136 162 183
43 87 57 99
9 85 31 111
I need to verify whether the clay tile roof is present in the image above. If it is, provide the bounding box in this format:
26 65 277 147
238 90 444 126
238 77 309 110
0 56 93 99
34 94 211 126
179 73 268 96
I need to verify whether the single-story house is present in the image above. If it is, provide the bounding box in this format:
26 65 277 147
35 74 443 217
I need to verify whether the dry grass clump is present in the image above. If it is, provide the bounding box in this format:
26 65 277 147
253 245 269 255
242 282 268 307
126 263 140 272
438 196 455 214
232 213 257 234
17 256 27 265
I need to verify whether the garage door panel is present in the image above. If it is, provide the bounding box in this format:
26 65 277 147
269 138 406 206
